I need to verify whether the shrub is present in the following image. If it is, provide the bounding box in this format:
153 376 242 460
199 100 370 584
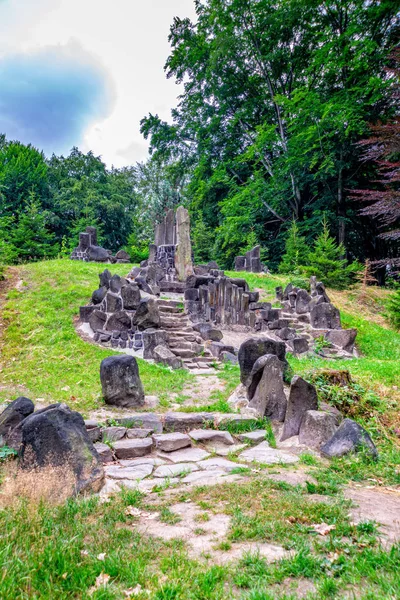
278 219 309 274
386 287 400 330
303 217 361 289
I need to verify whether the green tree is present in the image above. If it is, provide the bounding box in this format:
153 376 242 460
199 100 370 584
304 217 361 288
386 288 400 331
279 220 309 274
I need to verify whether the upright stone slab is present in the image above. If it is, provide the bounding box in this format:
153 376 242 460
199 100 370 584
295 289 311 314
174 206 194 282
280 376 318 441
142 329 168 359
100 355 145 408
86 226 98 246
164 208 176 245
238 337 287 388
248 354 287 420
234 256 246 271
310 303 341 329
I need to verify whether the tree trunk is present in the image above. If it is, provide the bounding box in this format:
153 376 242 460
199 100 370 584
337 149 345 246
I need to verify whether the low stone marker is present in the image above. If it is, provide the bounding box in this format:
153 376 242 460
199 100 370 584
100 355 145 408
320 418 378 458
281 376 318 441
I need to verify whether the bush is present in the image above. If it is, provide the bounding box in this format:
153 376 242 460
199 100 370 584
386 288 400 330
303 217 361 289
279 219 309 274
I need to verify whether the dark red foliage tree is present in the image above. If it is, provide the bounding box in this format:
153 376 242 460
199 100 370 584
352 49 400 271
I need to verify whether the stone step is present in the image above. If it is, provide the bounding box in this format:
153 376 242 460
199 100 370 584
160 315 189 324
195 355 214 364
157 300 183 308
170 348 197 359
159 306 184 314
160 321 191 329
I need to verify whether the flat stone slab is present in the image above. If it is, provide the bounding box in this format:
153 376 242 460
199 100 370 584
153 432 191 452
239 441 299 465
119 457 166 467
94 442 113 463
126 428 153 439
238 430 267 443
153 463 199 478
114 413 163 433
158 447 210 463
102 426 126 442
198 458 246 472
105 464 153 480
214 443 247 456
189 429 234 445
181 468 227 484
113 438 153 459
164 412 215 432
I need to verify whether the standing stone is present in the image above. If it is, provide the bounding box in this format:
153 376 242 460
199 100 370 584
105 311 132 332
281 376 318 441
105 292 123 313
99 269 112 288
86 226 98 246
295 289 312 314
142 329 168 359
298 410 338 449
0 396 35 449
310 303 341 329
238 337 287 388
20 404 104 494
320 418 378 459
79 232 91 250
248 354 287 420
164 208 176 245
174 206 194 281
121 283 141 310
100 355 145 408
234 256 246 271
89 310 107 332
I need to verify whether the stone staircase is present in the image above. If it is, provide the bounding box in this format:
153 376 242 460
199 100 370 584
157 299 216 370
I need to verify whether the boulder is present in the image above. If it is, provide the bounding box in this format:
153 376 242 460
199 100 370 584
20 404 104 494
89 310 107 332
193 322 223 342
295 289 311 314
87 245 110 262
153 345 183 370
310 302 341 329
248 354 287 420
133 298 160 329
94 442 113 464
142 329 168 360
92 286 107 305
105 310 132 332
281 376 318 441
288 337 309 354
220 351 238 365
325 329 357 353
100 355 145 408
99 269 112 288
109 274 123 293
104 292 123 313
121 284 141 310
320 418 378 459
298 410 338 448
238 337 287 387
209 342 235 358
0 396 35 449
115 250 130 261
184 288 199 301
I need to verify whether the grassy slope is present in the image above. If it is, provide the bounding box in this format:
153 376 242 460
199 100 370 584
0 260 190 414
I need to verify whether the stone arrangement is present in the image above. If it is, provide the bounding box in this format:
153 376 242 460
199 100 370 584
274 278 358 357
234 245 266 273
79 272 219 370
234 336 377 457
70 226 130 264
129 206 194 294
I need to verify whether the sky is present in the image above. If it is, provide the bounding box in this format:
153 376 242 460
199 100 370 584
0 0 196 166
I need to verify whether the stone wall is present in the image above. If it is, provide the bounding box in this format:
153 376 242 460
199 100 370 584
234 245 265 273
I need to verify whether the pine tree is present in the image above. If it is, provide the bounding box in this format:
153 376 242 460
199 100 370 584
278 219 309 274
304 217 361 289
386 288 400 331
10 194 57 262
192 214 212 263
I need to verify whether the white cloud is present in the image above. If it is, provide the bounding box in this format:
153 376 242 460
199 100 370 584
0 0 197 166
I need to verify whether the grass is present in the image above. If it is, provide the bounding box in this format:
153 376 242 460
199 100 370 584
2 475 398 599
0 259 191 414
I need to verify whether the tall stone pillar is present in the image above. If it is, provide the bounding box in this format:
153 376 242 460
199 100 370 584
174 206 194 281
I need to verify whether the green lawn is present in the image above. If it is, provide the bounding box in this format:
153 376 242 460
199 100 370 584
0 259 190 414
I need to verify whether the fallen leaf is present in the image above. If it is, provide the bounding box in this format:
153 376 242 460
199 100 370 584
81 550 89 557
311 523 336 536
61 386 70 392
89 572 110 595
125 506 142 517
97 553 106 561
62 573 68 579
124 584 150 597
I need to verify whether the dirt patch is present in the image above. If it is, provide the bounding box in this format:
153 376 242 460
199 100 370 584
134 501 290 564
344 485 400 546
171 374 227 407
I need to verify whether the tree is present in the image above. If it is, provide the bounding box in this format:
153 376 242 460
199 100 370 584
279 219 309 274
352 49 400 273
304 216 361 288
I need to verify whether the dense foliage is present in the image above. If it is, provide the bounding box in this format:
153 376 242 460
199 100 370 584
141 0 399 270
